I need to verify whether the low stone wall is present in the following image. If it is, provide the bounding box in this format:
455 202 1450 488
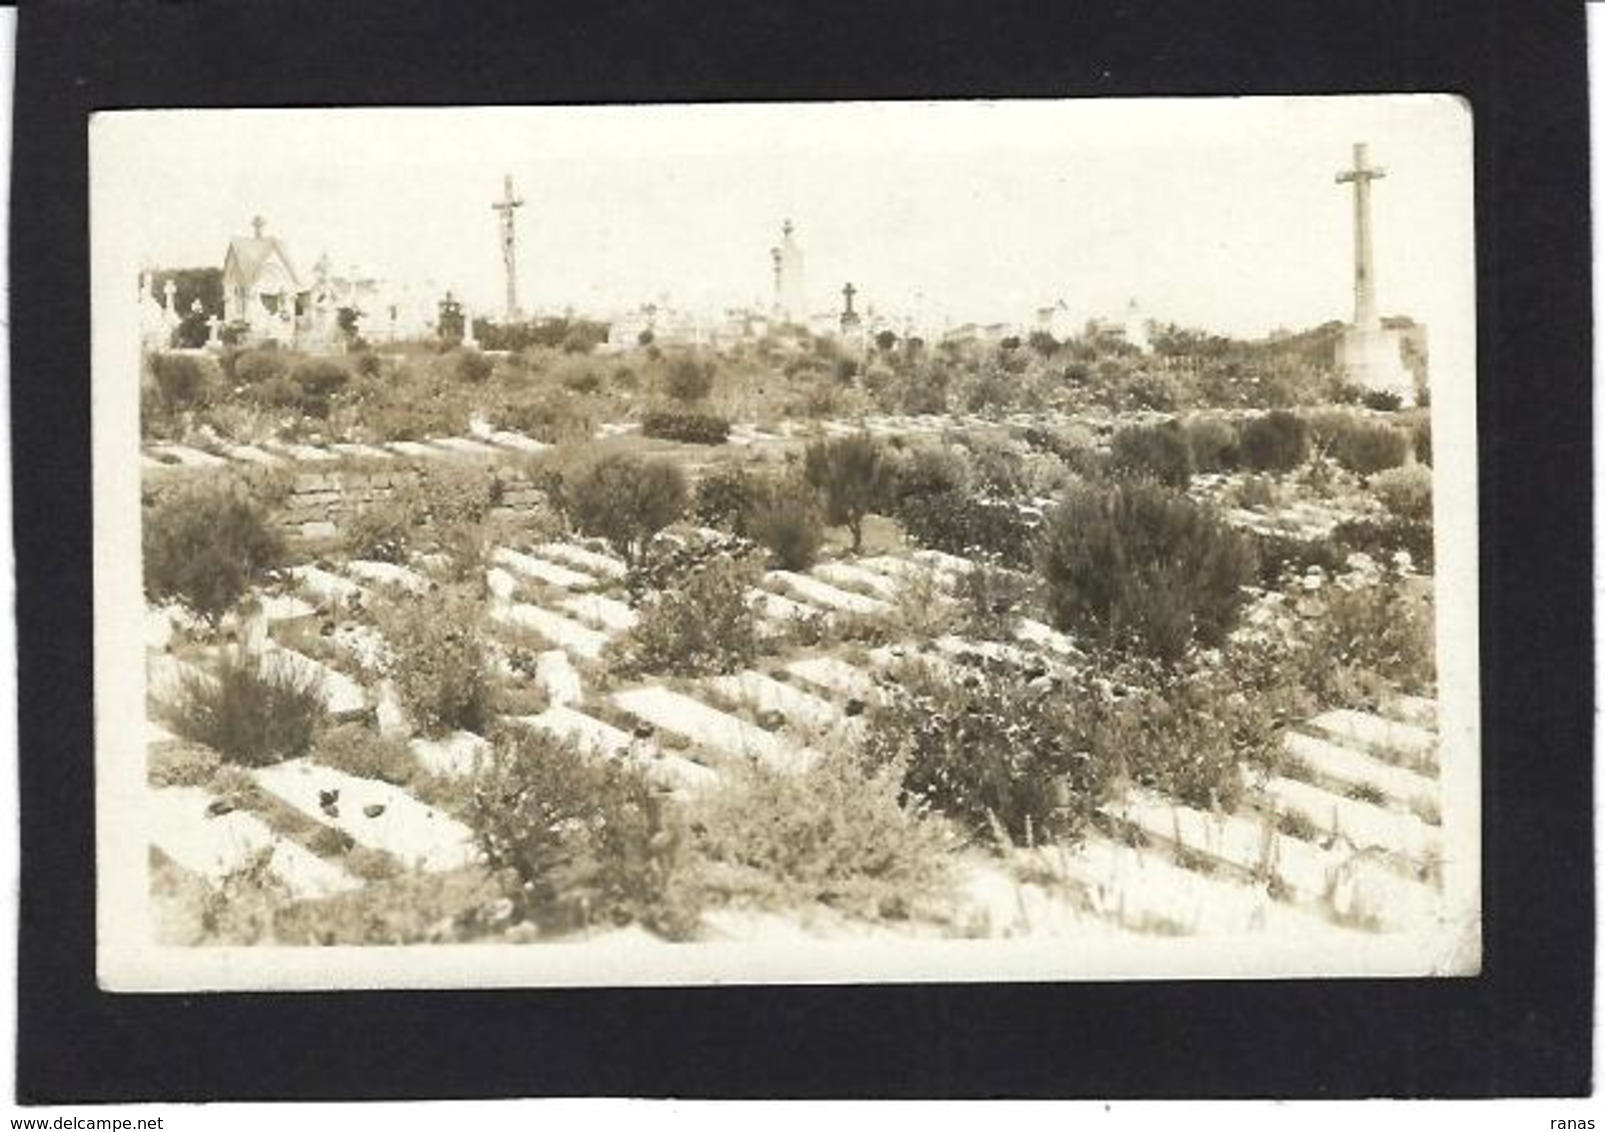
275 466 550 540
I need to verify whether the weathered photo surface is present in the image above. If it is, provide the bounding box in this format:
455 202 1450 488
93 98 1479 990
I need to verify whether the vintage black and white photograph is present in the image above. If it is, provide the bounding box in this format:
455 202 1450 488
91 97 1479 990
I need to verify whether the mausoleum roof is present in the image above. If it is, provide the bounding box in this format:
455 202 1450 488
224 236 302 291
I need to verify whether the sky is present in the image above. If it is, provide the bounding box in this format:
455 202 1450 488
93 96 1473 339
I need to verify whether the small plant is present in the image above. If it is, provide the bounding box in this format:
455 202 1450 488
310 723 419 785
468 726 703 938
690 748 955 921
144 480 286 623
1276 808 1320 841
1346 781 1388 807
1361 389 1403 412
804 433 889 554
567 454 688 567
147 742 224 788
168 651 326 767
611 554 760 677
640 409 731 445
375 586 492 736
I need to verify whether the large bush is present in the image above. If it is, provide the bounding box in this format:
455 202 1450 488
1109 421 1193 487
640 409 730 445
376 586 492 735
691 749 953 920
862 663 1113 846
1183 416 1241 474
168 651 326 767
898 493 1040 571
148 353 223 415
1238 410 1309 473
804 433 889 554
1038 482 1258 664
468 726 701 938
144 482 285 622
231 348 291 387
567 454 688 567
1316 414 1410 476
693 464 764 536
662 355 714 403
289 358 351 419
746 485 825 571
611 554 759 676
1372 464 1433 524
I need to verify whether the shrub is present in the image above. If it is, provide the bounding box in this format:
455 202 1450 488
1331 518 1435 575
954 562 1032 642
1315 413 1410 476
468 726 702 938
144 481 285 622
1308 577 1436 700
1110 421 1193 487
168 651 326 767
862 663 1114 845
289 358 350 418
691 748 954 920
693 464 764 536
1413 415 1432 466
611 555 759 677
567 454 688 566
148 742 224 788
495 387 596 444
375 586 492 735
444 348 493 385
310 723 420 785
1361 389 1403 412
804 433 888 554
746 488 825 571
1239 410 1309 472
662 355 714 403
640 409 730 445
232 348 290 387
1372 464 1433 524
1038 482 1258 664
1183 417 1241 473
148 353 222 414
898 493 1040 571
343 496 418 563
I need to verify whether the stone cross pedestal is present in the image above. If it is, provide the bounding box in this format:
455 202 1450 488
1334 142 1414 403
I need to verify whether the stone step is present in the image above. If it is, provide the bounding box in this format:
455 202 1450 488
147 443 229 469
612 686 815 773
485 430 550 454
386 440 452 461
262 439 338 462
219 443 287 466
330 442 395 461
427 436 503 458
148 785 361 899
252 758 477 872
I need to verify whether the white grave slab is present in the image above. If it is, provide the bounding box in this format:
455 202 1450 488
260 644 366 717
812 561 902 600
612 686 814 772
409 730 490 777
263 440 338 462
1258 775 1442 863
260 593 317 623
558 593 638 634
330 442 394 461
911 549 976 575
534 542 629 579
1013 618 1078 657
512 704 718 791
490 603 609 660
253 759 476 872
220 444 285 466
770 571 892 616
489 547 596 590
783 656 877 701
1308 709 1437 769
289 564 367 605
707 671 845 732
428 436 504 458
1282 731 1437 812
148 786 360 899
745 589 819 623
345 559 431 594
486 430 551 454
534 648 584 706
386 440 451 460
147 444 229 469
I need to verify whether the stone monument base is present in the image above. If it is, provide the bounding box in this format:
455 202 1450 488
1337 324 1417 405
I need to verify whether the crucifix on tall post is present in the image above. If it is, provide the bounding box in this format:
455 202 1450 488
491 174 525 322
1335 142 1385 329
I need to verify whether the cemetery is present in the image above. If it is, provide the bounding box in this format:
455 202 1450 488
134 142 1448 951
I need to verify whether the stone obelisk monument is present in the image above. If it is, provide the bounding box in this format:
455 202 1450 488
492 174 525 322
1334 143 1414 402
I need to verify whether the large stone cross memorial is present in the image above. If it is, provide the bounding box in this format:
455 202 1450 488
1334 143 1416 403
